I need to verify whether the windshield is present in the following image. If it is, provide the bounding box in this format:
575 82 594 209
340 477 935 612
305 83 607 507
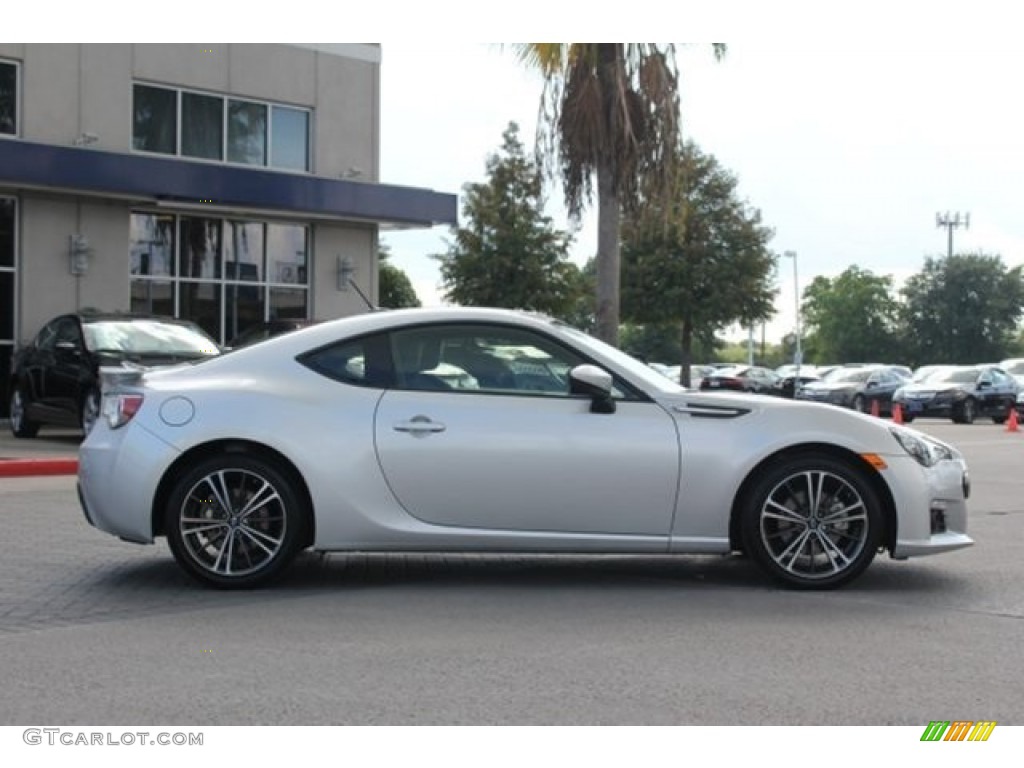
824 368 874 384
554 322 685 393
1002 360 1024 375
932 367 980 384
84 320 220 357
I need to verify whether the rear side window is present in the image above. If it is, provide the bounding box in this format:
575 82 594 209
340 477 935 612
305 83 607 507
298 333 392 388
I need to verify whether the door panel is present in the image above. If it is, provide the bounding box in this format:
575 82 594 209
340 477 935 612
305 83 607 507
375 390 679 536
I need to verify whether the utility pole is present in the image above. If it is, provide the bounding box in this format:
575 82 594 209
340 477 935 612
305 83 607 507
936 211 970 258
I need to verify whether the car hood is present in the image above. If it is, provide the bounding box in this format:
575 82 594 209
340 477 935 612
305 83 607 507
899 382 965 395
651 389 932 457
800 381 856 392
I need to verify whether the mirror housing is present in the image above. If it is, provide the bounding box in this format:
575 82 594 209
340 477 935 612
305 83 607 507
569 364 616 414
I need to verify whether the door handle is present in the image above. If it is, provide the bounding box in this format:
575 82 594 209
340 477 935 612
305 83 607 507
393 415 446 435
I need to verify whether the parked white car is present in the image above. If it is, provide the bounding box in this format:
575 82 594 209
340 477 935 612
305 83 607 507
78 307 973 590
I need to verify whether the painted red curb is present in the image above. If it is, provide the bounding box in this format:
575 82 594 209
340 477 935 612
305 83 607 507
0 458 79 477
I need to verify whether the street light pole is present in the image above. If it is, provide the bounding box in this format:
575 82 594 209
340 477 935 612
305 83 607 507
784 250 801 379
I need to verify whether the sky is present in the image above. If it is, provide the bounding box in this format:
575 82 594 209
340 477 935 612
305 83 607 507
17 2 1024 346
378 39 1024 345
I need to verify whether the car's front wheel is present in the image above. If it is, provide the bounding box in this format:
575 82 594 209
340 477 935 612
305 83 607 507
739 454 884 589
9 388 40 438
165 454 309 589
953 397 977 424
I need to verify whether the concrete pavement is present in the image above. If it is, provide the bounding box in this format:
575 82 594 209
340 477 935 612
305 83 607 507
0 421 81 477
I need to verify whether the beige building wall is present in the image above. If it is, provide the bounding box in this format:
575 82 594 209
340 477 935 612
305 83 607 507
1 43 386 345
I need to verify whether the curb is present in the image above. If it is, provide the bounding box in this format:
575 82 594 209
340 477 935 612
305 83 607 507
0 458 79 478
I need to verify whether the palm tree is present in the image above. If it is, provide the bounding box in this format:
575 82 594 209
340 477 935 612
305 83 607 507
513 43 726 345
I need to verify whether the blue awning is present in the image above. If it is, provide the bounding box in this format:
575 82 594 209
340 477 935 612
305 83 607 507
0 139 457 228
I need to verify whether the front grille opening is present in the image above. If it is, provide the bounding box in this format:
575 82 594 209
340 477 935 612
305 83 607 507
930 506 948 535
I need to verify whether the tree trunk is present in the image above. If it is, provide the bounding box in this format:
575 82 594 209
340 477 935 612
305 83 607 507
595 162 621 346
679 317 694 387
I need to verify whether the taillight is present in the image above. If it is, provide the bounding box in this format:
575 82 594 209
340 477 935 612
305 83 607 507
102 393 144 429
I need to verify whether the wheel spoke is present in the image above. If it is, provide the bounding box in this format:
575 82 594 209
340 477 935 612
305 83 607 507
237 525 281 556
763 497 808 523
237 480 281 520
776 528 813 572
205 471 235 516
181 519 229 536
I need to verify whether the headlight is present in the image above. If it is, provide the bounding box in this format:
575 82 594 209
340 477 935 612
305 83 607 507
890 426 955 467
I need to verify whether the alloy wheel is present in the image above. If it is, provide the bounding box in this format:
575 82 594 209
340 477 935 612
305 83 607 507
177 468 289 579
755 467 873 584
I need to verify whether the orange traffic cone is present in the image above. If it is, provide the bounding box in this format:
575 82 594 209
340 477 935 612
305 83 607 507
870 399 880 418
1007 406 1019 433
892 402 903 425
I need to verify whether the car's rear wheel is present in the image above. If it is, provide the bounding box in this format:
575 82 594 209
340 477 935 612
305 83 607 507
852 394 867 413
9 388 40 438
80 388 101 435
165 455 308 589
739 454 883 589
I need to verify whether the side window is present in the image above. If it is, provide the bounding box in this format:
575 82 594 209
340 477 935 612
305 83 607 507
298 333 392 388
55 318 82 347
389 324 629 398
35 321 60 351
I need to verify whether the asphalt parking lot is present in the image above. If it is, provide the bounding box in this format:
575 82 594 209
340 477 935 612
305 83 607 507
1 418 1022 725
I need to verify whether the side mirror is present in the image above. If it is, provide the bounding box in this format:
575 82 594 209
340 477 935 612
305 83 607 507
569 364 616 414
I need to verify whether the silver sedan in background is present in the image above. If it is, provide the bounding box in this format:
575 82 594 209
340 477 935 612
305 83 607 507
77 308 972 590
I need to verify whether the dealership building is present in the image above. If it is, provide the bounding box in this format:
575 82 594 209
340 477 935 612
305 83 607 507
0 43 457 416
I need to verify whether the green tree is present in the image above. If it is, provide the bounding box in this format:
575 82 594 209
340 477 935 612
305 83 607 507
900 252 1024 364
378 243 421 309
620 141 776 386
513 43 726 346
434 122 580 318
800 266 902 363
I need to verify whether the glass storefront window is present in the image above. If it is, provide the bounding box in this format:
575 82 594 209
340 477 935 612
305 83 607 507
133 84 177 154
130 212 309 344
224 221 264 281
267 223 308 284
270 287 307 320
0 197 14 268
130 213 175 276
130 279 174 317
271 105 309 171
179 217 221 279
179 281 221 341
182 92 224 160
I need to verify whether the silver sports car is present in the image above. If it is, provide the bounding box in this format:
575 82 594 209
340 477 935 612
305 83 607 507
77 307 973 590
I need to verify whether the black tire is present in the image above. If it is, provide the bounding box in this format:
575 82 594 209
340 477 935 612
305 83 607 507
992 414 1006 425
164 454 309 589
739 453 883 589
80 387 101 435
901 414 915 423
9 388 40 438
852 395 867 413
953 397 976 425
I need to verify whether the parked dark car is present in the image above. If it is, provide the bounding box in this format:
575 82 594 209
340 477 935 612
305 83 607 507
892 364 1019 424
225 318 316 349
795 364 908 415
8 312 220 437
773 369 823 399
698 364 780 394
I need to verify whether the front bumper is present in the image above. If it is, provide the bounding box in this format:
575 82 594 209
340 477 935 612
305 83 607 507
886 453 973 558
